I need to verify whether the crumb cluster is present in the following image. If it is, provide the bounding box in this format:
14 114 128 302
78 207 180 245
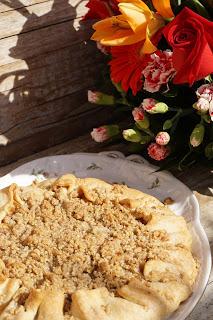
0 182 168 294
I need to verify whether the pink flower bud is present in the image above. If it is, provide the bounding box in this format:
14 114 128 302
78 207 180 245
195 97 210 112
91 127 108 142
196 84 213 100
141 98 169 114
91 125 119 142
141 98 156 112
194 84 213 120
132 107 145 121
155 132 170 146
88 90 115 105
88 90 100 104
147 143 170 161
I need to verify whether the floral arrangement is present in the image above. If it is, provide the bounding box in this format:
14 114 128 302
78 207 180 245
84 0 213 168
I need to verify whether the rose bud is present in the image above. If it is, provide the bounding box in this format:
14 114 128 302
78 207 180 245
147 143 170 161
132 107 150 129
190 123 205 147
155 132 170 146
141 98 169 114
88 90 115 105
205 142 213 160
123 129 143 143
91 125 119 142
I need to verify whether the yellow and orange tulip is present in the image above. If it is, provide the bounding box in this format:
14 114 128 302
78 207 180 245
91 0 174 54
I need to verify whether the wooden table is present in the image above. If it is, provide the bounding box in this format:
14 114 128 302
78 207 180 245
0 133 212 320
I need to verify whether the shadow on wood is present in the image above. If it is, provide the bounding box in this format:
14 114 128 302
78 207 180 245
0 0 110 165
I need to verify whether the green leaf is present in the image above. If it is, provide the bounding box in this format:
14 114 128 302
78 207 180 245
205 75 212 83
183 0 211 19
163 120 173 130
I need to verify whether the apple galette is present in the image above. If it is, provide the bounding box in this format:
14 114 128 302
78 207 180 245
0 174 199 319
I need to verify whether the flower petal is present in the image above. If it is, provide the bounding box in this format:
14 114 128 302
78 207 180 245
92 21 146 45
152 0 174 19
118 1 152 32
141 14 165 54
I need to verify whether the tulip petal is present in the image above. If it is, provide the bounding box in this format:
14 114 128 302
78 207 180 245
152 0 174 19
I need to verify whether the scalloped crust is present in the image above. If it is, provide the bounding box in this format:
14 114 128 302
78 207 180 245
0 175 199 320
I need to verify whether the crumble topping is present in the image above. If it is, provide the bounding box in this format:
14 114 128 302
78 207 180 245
0 182 169 295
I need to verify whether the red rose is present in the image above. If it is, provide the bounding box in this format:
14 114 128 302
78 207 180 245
163 7 213 85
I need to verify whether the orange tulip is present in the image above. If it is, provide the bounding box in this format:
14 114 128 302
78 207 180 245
91 0 171 54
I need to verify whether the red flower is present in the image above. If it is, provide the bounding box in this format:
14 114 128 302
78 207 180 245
163 7 213 85
110 42 151 95
109 29 163 95
147 143 170 161
84 0 119 20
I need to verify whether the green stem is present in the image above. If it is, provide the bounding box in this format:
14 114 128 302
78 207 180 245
178 149 193 171
116 97 133 107
140 128 155 138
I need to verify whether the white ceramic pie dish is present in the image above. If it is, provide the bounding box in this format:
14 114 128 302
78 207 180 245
0 152 211 320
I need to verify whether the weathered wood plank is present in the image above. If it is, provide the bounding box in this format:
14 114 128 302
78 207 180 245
0 88 104 141
0 109 112 165
0 44 104 137
0 41 100 94
0 0 85 13
0 1 110 165
0 0 88 39
0 19 92 67
0 0 47 12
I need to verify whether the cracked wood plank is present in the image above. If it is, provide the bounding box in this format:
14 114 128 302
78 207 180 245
0 0 87 39
0 0 108 165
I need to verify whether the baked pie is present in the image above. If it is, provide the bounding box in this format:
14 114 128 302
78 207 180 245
0 174 199 319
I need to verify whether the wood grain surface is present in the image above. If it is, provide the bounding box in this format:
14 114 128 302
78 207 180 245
0 0 109 165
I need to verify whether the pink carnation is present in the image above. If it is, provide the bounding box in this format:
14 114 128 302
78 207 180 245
141 98 157 112
142 50 176 93
88 90 100 103
147 143 170 161
155 132 170 146
132 107 145 121
91 127 109 142
195 84 213 120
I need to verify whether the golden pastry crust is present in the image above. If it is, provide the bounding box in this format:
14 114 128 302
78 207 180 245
0 174 199 320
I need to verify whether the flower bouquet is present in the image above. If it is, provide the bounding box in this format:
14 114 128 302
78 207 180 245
84 0 213 168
